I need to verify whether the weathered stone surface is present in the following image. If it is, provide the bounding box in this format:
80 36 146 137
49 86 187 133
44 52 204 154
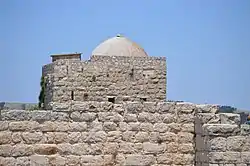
0 121 9 131
22 132 43 144
0 132 12 144
30 110 51 122
226 136 245 151
30 155 49 165
9 121 39 131
219 113 240 125
143 142 165 154
208 137 227 151
209 152 241 164
125 155 155 165
0 102 248 165
1 110 31 121
203 124 240 136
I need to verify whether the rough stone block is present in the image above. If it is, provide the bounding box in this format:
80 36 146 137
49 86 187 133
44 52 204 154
209 152 241 164
203 124 240 136
241 152 250 164
177 132 194 143
48 155 66 166
125 155 155 166
227 136 245 151
241 124 250 136
119 142 138 154
70 112 96 122
22 132 43 144
140 123 153 132
143 142 165 154
0 121 9 131
1 110 31 121
135 132 149 142
196 113 220 124
51 111 70 121
0 131 12 144
138 112 161 123
208 137 227 151
0 145 12 157
98 112 123 122
30 110 51 122
161 113 176 123
103 122 117 131
85 131 107 143
81 155 103 164
219 113 240 125
34 144 59 155
177 143 194 153
107 131 121 142
66 155 81 166
12 144 34 157
68 122 87 132
157 153 174 164
9 121 39 131
124 113 137 122
154 123 169 132
30 155 49 165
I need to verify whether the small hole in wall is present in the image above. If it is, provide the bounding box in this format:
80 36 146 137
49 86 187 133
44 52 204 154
71 91 74 100
92 75 96 82
157 139 163 144
129 68 134 78
107 73 109 77
140 97 147 102
83 93 88 100
108 97 115 103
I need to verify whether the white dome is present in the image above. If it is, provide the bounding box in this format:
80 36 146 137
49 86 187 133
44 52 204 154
92 35 148 57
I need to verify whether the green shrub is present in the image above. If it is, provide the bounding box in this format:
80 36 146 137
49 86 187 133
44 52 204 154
38 76 45 109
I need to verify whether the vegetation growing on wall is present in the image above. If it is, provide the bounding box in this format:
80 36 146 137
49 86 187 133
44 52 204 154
38 76 45 109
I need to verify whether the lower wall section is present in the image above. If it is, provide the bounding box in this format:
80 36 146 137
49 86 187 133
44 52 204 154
0 102 249 166
196 113 250 166
0 101 201 166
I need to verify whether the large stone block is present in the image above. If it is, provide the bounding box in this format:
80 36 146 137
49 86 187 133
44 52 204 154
1 110 31 121
142 142 165 154
209 152 241 164
0 131 12 144
22 132 43 144
208 137 227 152
9 121 39 131
227 136 246 151
125 155 155 166
203 124 240 136
219 113 240 125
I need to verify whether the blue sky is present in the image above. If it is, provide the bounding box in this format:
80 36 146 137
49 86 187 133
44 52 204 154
1 0 250 110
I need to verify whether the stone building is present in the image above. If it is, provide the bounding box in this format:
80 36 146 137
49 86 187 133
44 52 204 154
0 35 249 165
43 35 167 109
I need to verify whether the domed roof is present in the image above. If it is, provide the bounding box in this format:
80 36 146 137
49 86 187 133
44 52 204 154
92 35 148 57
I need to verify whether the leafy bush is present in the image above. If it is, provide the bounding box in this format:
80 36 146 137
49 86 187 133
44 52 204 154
38 76 45 109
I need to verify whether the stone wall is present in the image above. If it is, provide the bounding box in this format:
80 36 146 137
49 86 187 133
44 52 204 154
195 112 250 165
42 56 166 109
0 102 249 166
0 101 198 166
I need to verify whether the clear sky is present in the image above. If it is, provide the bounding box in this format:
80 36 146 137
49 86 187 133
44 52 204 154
1 0 250 110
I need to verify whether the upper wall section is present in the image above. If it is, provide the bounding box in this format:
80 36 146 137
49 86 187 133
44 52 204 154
50 53 81 62
42 55 166 110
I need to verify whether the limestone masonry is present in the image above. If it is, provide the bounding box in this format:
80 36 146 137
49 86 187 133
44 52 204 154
0 35 249 166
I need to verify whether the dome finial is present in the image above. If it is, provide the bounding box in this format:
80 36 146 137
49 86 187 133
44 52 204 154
116 34 123 37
